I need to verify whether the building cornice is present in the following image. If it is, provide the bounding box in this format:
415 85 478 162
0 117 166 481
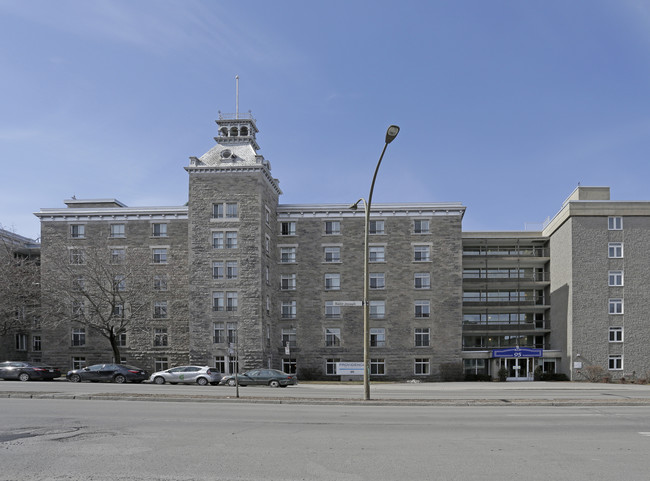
542 201 650 237
185 165 282 196
278 202 465 218
34 206 188 222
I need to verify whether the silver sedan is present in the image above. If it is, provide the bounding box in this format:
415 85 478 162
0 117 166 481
149 366 222 386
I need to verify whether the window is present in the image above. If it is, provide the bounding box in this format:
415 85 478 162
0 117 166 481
281 301 296 319
608 216 623 230
370 328 385 347
369 246 385 262
15 333 27 351
70 249 84 265
72 300 84 317
370 359 385 375
414 245 430 262
282 328 297 348
153 328 168 347
415 328 430 347
266 296 270 314
370 273 385 289
213 322 224 343
73 276 85 291
608 355 623 370
414 273 430 289
153 275 168 291
116 333 127 347
72 328 86 347
112 303 124 318
369 300 385 319
369 220 385 235
70 224 85 239
228 355 239 374
326 328 341 346
113 275 126 292
608 242 623 258
609 327 623 342
281 221 296 236
414 219 430 234
110 224 125 238
212 292 224 311
226 261 238 279
281 274 296 290
415 300 430 318
215 356 226 372
212 203 224 218
265 206 271 225
326 358 341 375
32 335 42 352
226 203 238 219
609 298 623 315
281 247 296 263
111 248 125 264
324 247 341 263
153 301 168 319
213 232 224 249
265 235 270 254
155 358 169 371
152 223 167 237
608 270 623 286
265 266 270 285
282 358 297 374
415 358 430 375
227 323 237 345
325 301 341 319
212 261 224 279
325 273 341 290
72 357 86 370
226 232 238 249
226 292 238 311
324 221 341 235
152 248 167 264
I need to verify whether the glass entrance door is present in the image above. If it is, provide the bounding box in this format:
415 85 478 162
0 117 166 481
505 358 531 379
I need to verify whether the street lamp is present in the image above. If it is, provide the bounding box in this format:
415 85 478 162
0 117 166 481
349 124 400 401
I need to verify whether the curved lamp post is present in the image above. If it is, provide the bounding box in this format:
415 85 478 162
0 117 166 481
349 125 400 400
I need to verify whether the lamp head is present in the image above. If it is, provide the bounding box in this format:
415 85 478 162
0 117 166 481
385 125 400 144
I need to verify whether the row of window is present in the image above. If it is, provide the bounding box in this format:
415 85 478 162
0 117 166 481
72 275 169 292
279 219 432 237
69 223 168 239
322 358 431 375
277 245 433 263
71 300 170 319
277 299 430 319
69 248 170 265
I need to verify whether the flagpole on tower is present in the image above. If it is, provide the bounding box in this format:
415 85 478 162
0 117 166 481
235 75 239 119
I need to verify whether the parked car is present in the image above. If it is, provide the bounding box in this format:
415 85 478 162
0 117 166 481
149 366 222 386
0 361 61 381
220 369 297 387
67 364 147 383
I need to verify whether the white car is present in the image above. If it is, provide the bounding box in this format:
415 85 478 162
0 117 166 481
149 366 222 386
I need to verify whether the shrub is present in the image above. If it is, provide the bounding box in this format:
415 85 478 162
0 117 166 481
440 362 464 382
297 366 324 381
498 366 508 382
465 373 492 382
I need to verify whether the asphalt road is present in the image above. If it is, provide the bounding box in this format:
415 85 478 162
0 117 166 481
2 379 650 405
2 398 650 481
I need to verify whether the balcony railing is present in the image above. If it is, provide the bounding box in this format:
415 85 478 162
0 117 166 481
463 246 549 257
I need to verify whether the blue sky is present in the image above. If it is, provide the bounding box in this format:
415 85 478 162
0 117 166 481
1 1 649 240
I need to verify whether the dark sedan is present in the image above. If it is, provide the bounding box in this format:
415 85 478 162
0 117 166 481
0 361 61 381
220 369 297 387
67 364 147 383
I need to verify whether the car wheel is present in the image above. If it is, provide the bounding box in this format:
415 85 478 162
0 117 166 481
227 378 237 387
269 380 280 388
18 372 30 382
153 376 165 385
113 374 126 383
196 377 208 386
69 374 81 383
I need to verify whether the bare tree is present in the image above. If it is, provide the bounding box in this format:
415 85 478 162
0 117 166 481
0 228 40 337
41 239 166 362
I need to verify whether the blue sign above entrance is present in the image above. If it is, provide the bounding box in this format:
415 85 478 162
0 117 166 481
492 347 543 358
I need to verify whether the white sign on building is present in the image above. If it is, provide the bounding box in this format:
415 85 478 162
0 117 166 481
336 362 364 375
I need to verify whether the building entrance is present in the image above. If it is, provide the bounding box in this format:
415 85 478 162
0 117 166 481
505 358 533 380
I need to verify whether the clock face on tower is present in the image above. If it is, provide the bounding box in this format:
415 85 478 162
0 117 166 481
220 149 232 159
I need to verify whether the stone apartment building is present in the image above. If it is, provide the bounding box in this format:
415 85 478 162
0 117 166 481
3 110 650 381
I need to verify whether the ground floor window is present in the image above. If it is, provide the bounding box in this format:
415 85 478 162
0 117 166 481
282 358 297 374
326 358 341 375
72 357 86 370
15 333 27 351
463 359 487 375
154 357 169 371
414 358 430 375
370 358 385 375
228 355 239 374
609 355 623 371
542 360 556 373
215 356 226 372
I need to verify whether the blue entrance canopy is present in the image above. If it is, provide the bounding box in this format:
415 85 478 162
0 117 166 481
492 347 543 358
